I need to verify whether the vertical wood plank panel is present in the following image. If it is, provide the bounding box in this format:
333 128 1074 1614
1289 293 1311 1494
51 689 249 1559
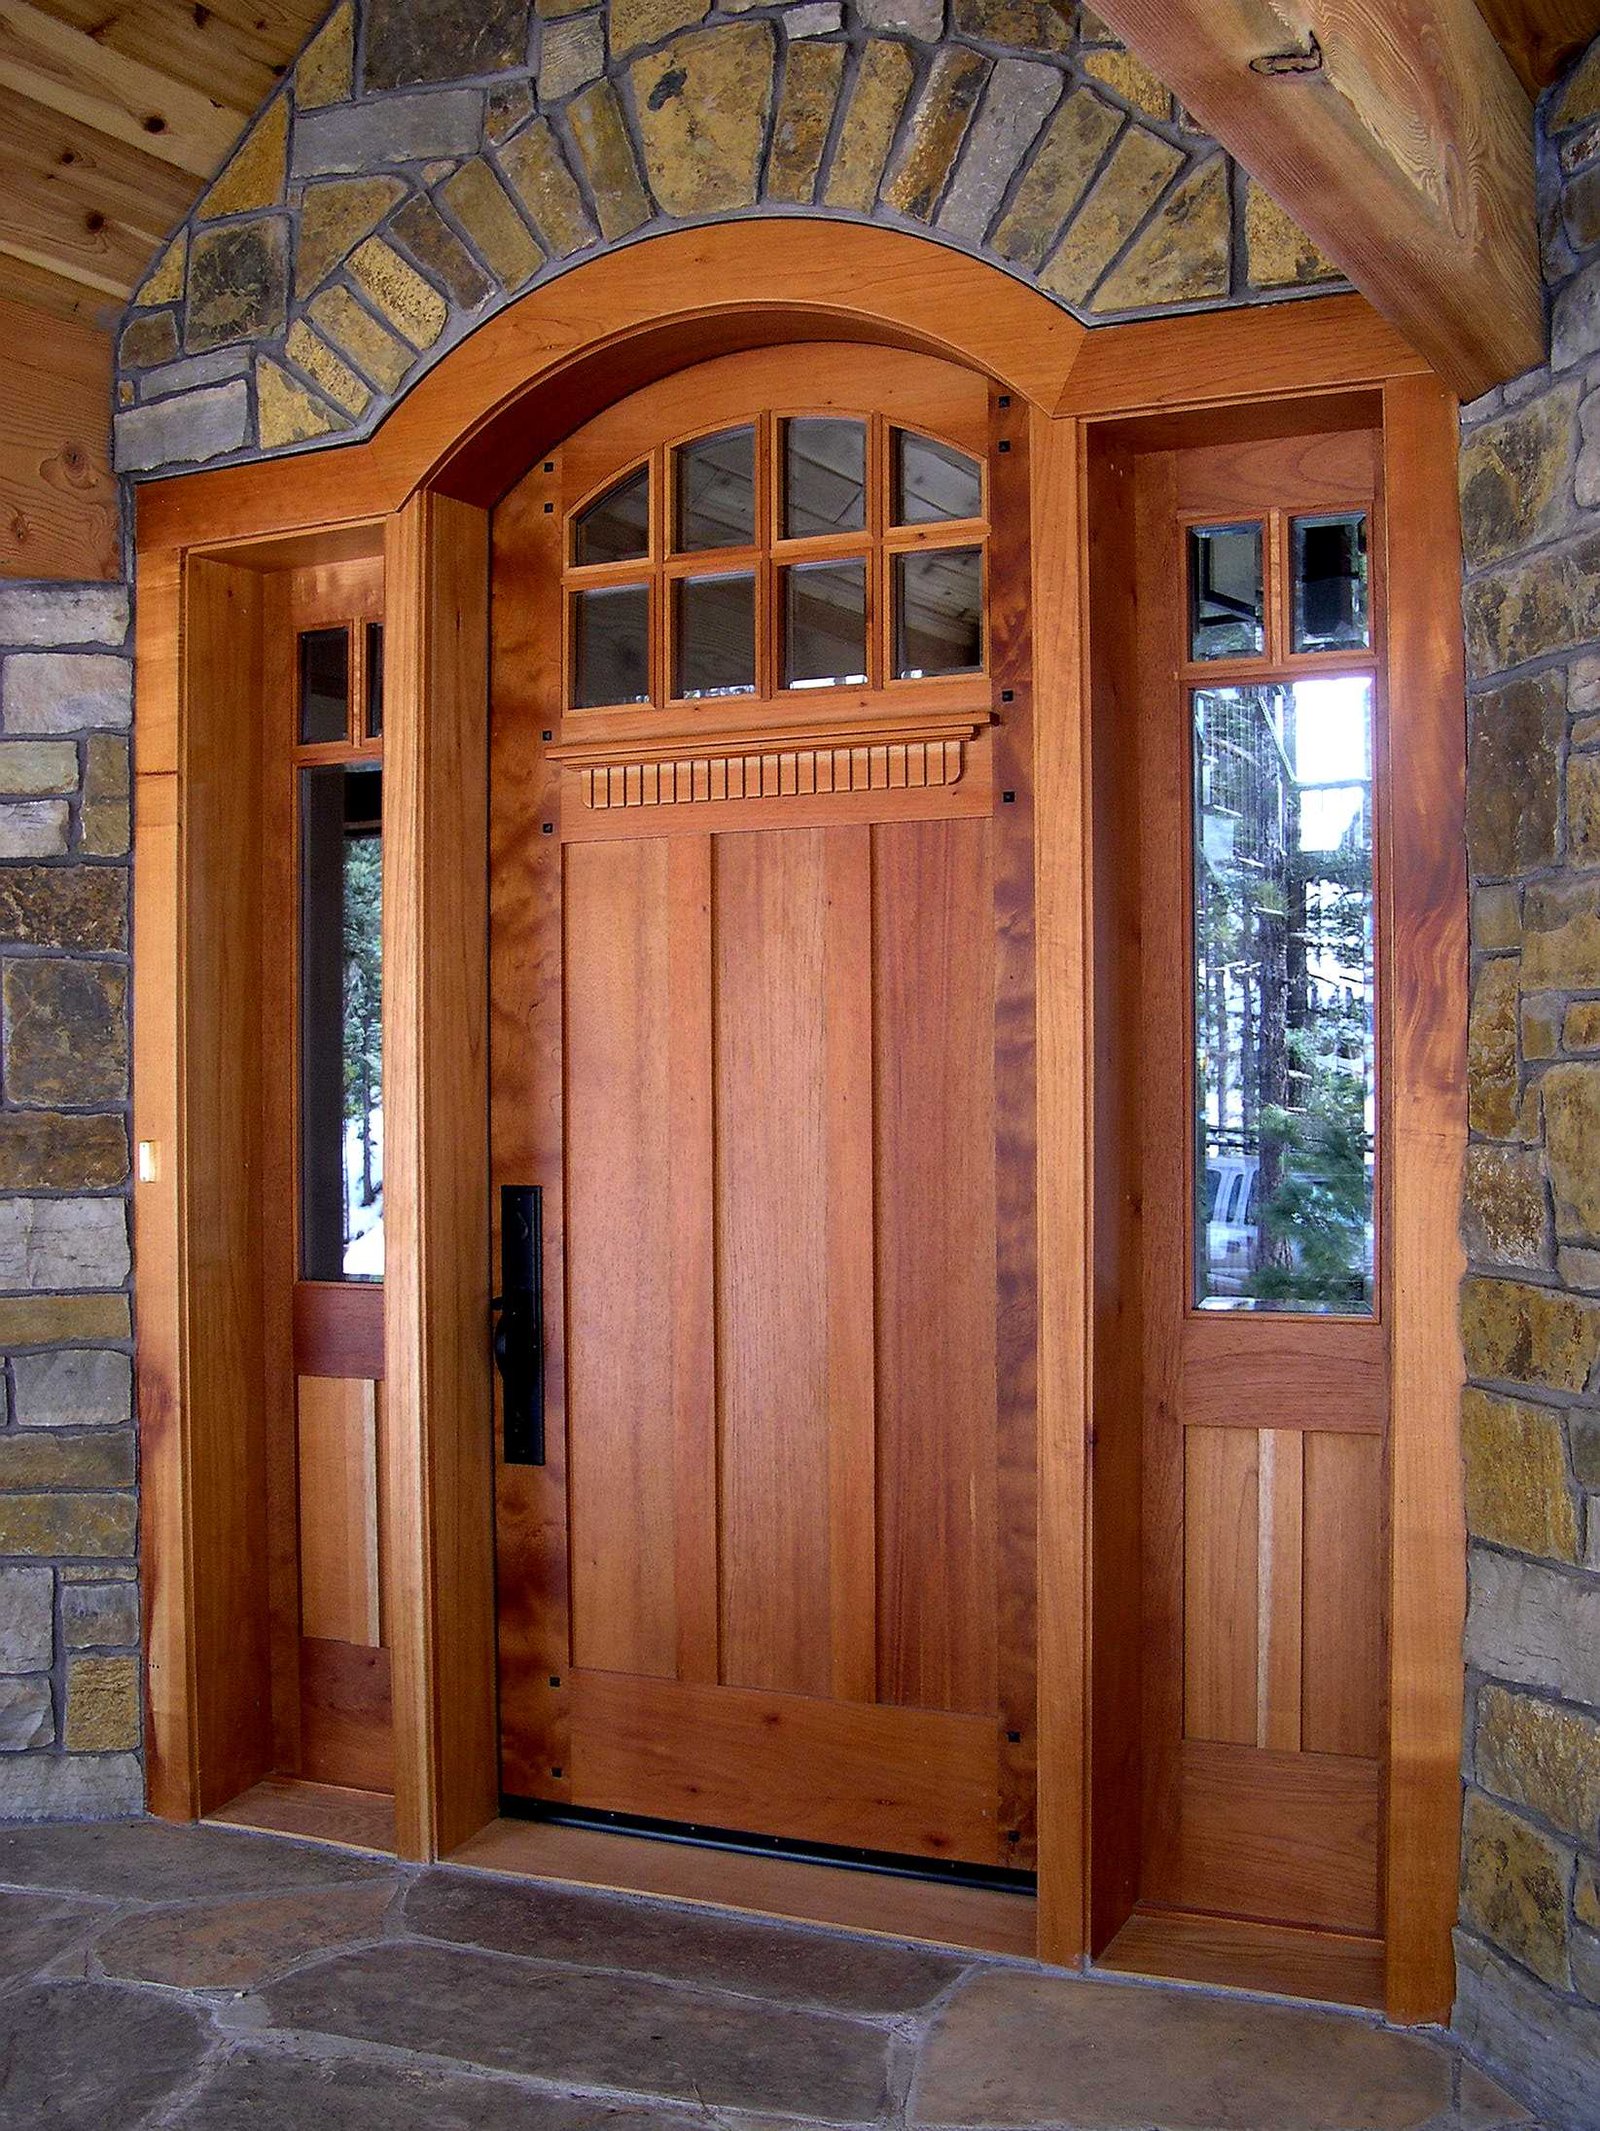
873 814 998 1717
1183 1427 1260 1748
1258 1430 1304 1754
296 1376 381 1648
1303 1431 1385 1759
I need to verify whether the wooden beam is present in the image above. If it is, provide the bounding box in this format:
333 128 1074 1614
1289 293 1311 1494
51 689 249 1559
0 289 118 580
0 0 243 179
0 88 195 298
1086 0 1542 400
1475 0 1595 95
0 242 120 323
34 0 316 115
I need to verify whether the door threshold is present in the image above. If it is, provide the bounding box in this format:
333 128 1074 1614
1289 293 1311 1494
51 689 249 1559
207 1776 396 1857
447 1813 1038 1959
1095 1905 1385 2012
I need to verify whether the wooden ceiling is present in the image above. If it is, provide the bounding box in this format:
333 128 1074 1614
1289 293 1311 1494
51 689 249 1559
0 0 1590 336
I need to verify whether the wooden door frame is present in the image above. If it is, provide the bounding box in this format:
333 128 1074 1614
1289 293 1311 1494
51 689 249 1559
130 220 1461 2018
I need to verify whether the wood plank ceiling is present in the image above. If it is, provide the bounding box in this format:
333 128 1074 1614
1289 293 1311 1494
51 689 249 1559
0 0 1589 333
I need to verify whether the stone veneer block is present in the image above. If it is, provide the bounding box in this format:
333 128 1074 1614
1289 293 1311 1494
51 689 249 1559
256 358 350 447
567 80 654 238
1041 125 1185 306
1475 1682 1600 1843
1083 44 1172 122
882 47 990 222
1 959 129 1106
766 41 847 207
539 14 605 99
1 654 130 735
936 57 1058 244
293 90 486 178
118 311 180 371
1456 1930 1600 2131
64 1654 140 1751
389 195 498 309
1523 877 1600 988
0 1677 53 1750
12 1349 133 1429
136 349 252 403
1466 671 1564 879
1462 1387 1581 1561
364 0 530 92
184 218 289 352
1463 1143 1554 1271
296 0 355 109
993 86 1122 270
296 178 411 298
0 867 125 950
0 1201 129 1293
1462 1276 1600 1393
440 158 546 287
0 586 127 648
309 288 415 394
1568 749 1600 861
0 801 68 858
632 25 775 218
0 1494 137 1561
349 239 451 348
114 380 250 473
1460 382 1583 572
858 0 940 36
0 1753 143 1820
1465 527 1600 679
81 734 130 858
1094 153 1231 311
497 124 598 254
952 0 1070 54
0 1566 53 1672
135 233 186 309
1543 1060 1600 1235
199 96 288 221
487 79 537 140
1467 1545 1600 1707
0 1115 128 1193
825 38 915 213
1245 176 1341 287
1461 1791 1574 1990
0 1431 135 1490
0 1296 129 1346
1467 956 1519 1138
0 742 79 795
610 0 708 58
62 1580 138 1651
285 322 371 418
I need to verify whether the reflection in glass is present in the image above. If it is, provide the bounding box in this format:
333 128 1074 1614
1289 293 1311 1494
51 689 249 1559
783 560 868 689
675 572 756 698
573 584 651 707
1189 523 1264 660
574 465 651 565
1292 513 1369 653
895 547 982 677
365 621 384 740
783 419 867 538
1193 677 1375 1315
894 432 982 525
299 627 349 744
301 764 383 1282
676 428 756 551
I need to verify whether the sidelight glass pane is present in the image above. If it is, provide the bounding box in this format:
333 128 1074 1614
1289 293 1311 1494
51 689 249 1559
573 584 651 707
675 427 756 551
573 465 650 566
1189 522 1264 661
783 560 868 689
1292 513 1369 653
1192 677 1376 1315
782 418 867 538
893 432 982 525
301 764 384 1283
894 546 983 677
675 572 756 698
299 627 349 744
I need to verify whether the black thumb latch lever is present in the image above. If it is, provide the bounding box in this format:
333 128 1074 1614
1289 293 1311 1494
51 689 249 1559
493 1184 545 1466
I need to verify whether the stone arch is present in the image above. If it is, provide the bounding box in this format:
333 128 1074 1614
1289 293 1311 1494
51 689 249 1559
113 0 1345 479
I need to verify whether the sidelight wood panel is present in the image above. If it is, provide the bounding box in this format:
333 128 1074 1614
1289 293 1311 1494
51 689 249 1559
1302 1432 1384 1758
1170 1741 1381 1935
296 1377 381 1649
1183 1428 1259 1749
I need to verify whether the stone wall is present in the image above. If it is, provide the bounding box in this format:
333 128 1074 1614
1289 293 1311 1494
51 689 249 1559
110 0 1344 477
0 583 139 1823
1452 35 1600 2131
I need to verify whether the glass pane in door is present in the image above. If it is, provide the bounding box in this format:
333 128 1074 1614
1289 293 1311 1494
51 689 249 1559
783 560 868 688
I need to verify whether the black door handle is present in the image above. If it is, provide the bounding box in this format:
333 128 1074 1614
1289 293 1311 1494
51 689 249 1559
493 1184 545 1465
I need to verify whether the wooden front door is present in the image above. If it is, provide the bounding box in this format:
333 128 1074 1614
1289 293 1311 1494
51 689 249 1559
488 346 1037 1870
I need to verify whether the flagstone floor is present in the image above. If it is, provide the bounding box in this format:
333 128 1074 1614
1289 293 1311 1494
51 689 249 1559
0 1818 1539 2130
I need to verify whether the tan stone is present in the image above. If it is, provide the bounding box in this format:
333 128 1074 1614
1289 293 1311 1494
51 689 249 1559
0 1493 136 1560
1467 955 1520 1138
1462 1388 1580 1563
1468 672 1564 879
256 357 347 448
348 238 450 348
295 178 409 297
0 742 76 798
1520 992 1561 1063
952 0 1069 53
610 0 708 57
1463 1143 1552 1271
98 1881 395 1989
441 158 545 287
199 96 288 220
285 321 370 418
1579 1859 1600 1931
826 39 915 213
1565 998 1600 1051
767 41 845 207
568 81 653 239
297 0 355 108
1093 153 1229 312
993 86 1121 270
633 24 775 219
487 79 537 141
119 310 180 369
1040 127 1184 307
1544 1061 1600 1238
1554 43 1600 132
309 286 414 394
498 124 597 256
1570 751 1600 868
0 1430 134 1489
1475 1684 1600 1846
1462 1277 1600 1394
1245 177 1341 288
135 234 186 309
1461 1792 1572 1990
64 1654 140 1751
1473 883 1521 952
0 1294 129 1345
1083 46 1171 121
0 1113 127 1193
1459 384 1581 574
80 734 130 862
881 48 989 221
1523 878 1600 988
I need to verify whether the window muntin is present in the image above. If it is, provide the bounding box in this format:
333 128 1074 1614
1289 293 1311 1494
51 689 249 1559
562 417 988 713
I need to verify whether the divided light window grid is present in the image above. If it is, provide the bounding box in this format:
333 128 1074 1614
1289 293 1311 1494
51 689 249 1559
567 413 987 712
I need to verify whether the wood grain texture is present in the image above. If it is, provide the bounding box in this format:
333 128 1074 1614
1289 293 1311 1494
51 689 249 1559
0 290 116 580
1302 1431 1385 1758
1099 1906 1385 2010
1474 0 1596 92
0 89 194 298
298 1635 393 1793
1379 372 1467 2025
293 1283 386 1379
296 1376 381 1648
1087 0 1539 399
1170 1739 1382 1933
1184 1427 1261 1749
382 491 497 1861
209 1774 396 1854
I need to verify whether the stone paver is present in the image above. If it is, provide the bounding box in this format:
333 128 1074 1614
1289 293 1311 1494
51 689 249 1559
0 1822 1540 2130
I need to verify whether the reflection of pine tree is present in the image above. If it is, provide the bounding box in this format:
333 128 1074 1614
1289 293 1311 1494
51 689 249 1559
343 831 382 1210
1248 1031 1370 1306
